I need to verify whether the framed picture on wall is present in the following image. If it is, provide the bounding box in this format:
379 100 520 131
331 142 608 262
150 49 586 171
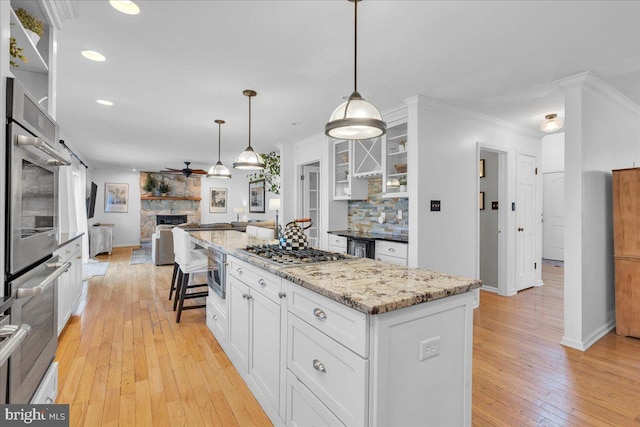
479 191 485 210
104 182 129 213
479 159 485 178
210 188 227 213
249 179 265 213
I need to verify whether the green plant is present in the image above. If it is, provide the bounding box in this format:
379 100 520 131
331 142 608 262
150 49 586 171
15 8 44 37
142 173 157 192
399 177 407 186
158 180 170 194
9 37 27 68
247 151 281 195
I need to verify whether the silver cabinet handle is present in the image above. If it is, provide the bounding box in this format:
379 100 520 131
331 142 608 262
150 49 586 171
258 279 267 287
45 397 54 404
0 324 31 366
388 247 395 252
278 292 286 299
242 293 248 299
237 267 243 275
16 134 71 165
16 262 71 299
212 314 218 321
242 293 252 300
313 308 327 320
246 294 253 300
313 359 326 373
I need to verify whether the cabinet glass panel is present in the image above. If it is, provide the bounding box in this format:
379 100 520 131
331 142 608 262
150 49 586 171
334 140 350 198
384 121 408 197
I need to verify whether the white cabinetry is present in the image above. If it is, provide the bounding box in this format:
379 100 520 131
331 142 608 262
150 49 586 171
227 257 287 420
206 290 228 344
375 240 408 266
333 140 367 200
382 119 409 198
31 362 58 404
327 234 347 254
56 239 83 336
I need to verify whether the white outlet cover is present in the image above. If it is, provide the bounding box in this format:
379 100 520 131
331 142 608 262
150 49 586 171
419 336 440 361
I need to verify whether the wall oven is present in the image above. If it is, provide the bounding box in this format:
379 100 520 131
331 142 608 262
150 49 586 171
207 248 227 299
6 77 70 277
0 305 31 404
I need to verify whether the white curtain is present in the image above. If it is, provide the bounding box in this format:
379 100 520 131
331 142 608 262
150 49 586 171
60 157 90 263
74 164 90 263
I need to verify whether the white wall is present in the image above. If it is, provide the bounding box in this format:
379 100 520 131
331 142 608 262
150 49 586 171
542 132 565 173
407 96 542 294
479 150 499 289
200 174 278 225
90 169 141 247
559 72 640 351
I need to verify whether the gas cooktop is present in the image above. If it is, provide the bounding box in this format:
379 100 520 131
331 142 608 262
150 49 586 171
242 244 349 266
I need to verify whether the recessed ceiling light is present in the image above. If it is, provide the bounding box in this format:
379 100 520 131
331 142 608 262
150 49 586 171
81 50 106 62
132 168 137 172
109 0 140 15
97 99 114 106
292 122 302 126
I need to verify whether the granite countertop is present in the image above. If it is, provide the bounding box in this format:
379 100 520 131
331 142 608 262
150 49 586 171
189 230 480 315
327 229 409 243
58 232 84 249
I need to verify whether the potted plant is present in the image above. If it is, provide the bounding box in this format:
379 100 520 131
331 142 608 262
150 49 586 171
9 37 27 68
399 177 407 193
15 8 44 46
158 180 170 197
142 173 157 196
398 140 407 152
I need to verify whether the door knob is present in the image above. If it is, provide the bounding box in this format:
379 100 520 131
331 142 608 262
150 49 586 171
518 227 524 232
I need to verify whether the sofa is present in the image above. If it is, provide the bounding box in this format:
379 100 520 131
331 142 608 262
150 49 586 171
151 220 275 266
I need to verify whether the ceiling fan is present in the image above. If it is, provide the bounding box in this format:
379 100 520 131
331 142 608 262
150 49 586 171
159 161 207 177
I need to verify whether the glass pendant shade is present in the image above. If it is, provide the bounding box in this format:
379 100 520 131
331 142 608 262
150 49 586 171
208 119 232 178
234 146 265 170
540 113 563 132
326 91 385 139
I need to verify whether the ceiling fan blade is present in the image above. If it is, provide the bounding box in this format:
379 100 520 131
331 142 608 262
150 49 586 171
163 168 182 172
191 169 207 174
159 170 182 174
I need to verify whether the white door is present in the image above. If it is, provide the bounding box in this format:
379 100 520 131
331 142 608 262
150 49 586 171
543 172 565 261
301 165 320 248
516 154 537 291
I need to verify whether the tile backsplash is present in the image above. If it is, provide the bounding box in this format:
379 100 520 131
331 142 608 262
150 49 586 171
348 178 408 235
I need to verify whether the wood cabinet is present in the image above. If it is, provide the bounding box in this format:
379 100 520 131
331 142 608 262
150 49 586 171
56 239 83 336
613 168 640 338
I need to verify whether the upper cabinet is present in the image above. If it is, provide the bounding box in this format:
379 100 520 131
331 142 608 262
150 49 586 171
332 139 368 200
352 136 383 178
382 119 409 198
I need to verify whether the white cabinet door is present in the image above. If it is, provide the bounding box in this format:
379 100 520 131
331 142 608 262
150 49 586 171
228 278 250 370
250 290 281 410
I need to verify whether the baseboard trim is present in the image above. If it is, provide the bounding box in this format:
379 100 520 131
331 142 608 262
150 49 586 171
480 286 499 294
561 318 616 351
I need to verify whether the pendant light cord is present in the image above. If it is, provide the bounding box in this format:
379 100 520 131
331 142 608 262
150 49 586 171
217 122 222 161
354 0 358 93
248 95 252 149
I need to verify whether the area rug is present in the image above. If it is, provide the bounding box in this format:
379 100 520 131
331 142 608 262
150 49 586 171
83 262 109 280
542 259 564 268
130 243 153 265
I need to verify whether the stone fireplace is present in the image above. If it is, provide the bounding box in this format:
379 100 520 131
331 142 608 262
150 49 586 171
139 172 201 242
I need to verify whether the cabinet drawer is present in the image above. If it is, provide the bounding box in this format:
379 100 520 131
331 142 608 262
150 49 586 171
33 362 58 404
229 257 282 303
206 295 228 343
376 253 407 266
286 281 368 357
288 314 367 426
328 235 347 250
376 240 407 259
286 370 345 427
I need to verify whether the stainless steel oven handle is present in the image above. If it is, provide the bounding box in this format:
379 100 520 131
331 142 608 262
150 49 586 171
16 262 71 299
16 135 71 166
0 324 31 366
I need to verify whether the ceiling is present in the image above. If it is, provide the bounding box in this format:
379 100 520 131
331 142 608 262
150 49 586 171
55 0 640 172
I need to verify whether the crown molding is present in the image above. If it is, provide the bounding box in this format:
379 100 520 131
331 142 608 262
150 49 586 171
403 94 543 139
42 0 77 30
553 71 640 120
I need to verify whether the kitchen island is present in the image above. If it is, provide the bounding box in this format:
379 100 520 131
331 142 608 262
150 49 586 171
190 230 480 427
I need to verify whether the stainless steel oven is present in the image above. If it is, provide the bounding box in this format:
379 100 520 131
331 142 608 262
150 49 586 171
6 77 70 277
1 306 31 404
207 248 227 298
7 257 69 403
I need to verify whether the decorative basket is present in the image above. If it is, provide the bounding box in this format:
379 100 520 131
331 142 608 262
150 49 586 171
394 163 407 173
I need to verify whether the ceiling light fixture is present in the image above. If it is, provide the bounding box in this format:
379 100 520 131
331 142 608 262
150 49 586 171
234 90 265 170
81 50 106 62
208 119 232 179
96 99 114 106
109 0 140 15
325 0 385 140
540 113 563 132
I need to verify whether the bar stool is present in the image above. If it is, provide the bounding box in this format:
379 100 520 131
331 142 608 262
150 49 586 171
171 227 208 323
168 229 205 301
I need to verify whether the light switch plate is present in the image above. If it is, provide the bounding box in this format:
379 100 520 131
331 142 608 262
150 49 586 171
397 210 403 220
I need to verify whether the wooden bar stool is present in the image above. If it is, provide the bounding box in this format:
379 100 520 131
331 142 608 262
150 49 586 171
171 228 209 323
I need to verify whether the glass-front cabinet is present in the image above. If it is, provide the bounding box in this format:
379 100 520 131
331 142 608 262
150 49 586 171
382 120 409 198
352 136 382 178
333 139 367 200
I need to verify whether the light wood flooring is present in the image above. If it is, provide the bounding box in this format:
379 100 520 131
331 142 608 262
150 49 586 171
56 248 640 426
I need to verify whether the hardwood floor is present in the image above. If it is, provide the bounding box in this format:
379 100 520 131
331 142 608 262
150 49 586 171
56 249 640 426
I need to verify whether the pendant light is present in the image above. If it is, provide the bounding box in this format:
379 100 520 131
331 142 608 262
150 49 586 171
325 0 386 140
234 90 265 170
540 113 564 132
207 119 232 179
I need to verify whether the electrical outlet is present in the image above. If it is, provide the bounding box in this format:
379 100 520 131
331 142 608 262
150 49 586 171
419 336 440 361
397 210 403 220
380 212 385 219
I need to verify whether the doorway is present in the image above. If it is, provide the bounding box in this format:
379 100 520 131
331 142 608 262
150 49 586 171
516 153 537 291
299 162 320 248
